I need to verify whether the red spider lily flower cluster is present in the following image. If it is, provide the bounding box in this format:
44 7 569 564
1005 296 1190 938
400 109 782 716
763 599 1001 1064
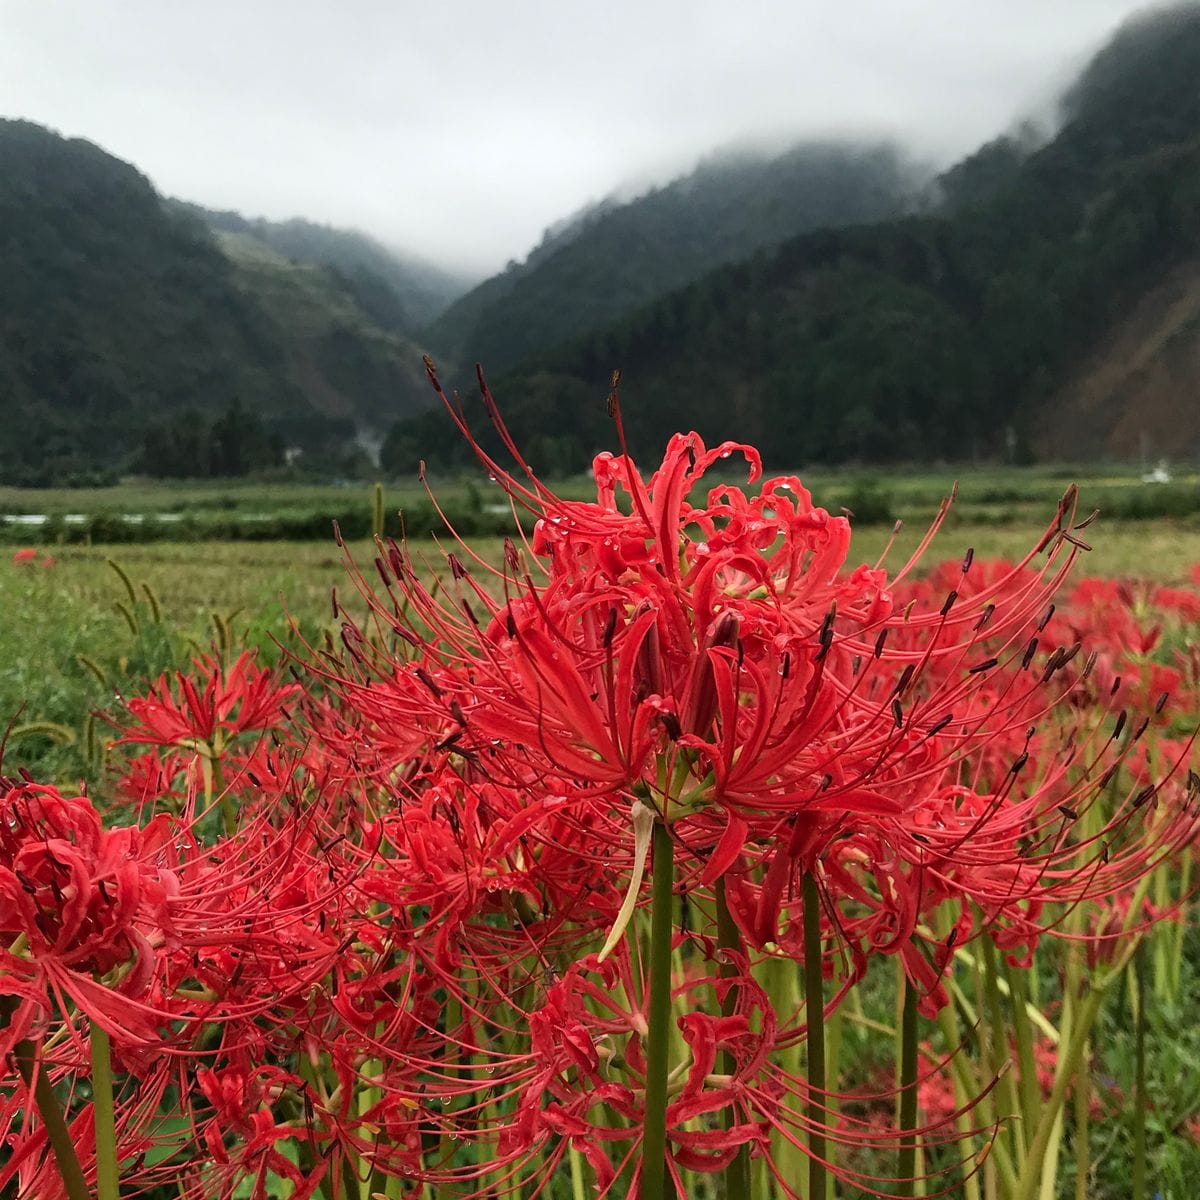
290 367 1197 1193
3 370 1198 1198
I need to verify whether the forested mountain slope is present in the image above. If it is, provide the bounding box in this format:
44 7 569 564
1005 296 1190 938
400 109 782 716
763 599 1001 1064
0 121 438 482
385 4 1200 474
424 141 924 373
178 204 474 333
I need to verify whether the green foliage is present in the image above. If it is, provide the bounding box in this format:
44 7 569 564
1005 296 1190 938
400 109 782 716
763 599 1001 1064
1065 931 1200 1198
138 399 283 479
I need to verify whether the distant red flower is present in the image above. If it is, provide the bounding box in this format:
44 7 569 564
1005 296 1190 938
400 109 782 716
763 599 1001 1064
119 652 298 755
11 547 37 565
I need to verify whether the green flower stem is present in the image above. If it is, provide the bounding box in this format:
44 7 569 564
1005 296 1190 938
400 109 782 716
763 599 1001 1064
1012 933 1141 1200
1073 1036 1090 1200
90 1024 119 1200
202 750 236 838
1171 853 1192 998
825 1003 844 1190
642 820 677 1200
372 481 385 540
1003 960 1041 1137
768 955 807 1188
802 871 827 1200
570 1145 587 1200
0 998 92 1200
716 877 751 1200
933 1003 982 1200
896 970 920 1196
964 950 1018 1198
1132 942 1147 1200
980 937 1025 1159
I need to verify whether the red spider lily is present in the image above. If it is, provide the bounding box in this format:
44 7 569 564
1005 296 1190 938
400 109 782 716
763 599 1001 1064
0 779 183 1051
16 365 1197 1198
118 650 298 758
332 370 1085 895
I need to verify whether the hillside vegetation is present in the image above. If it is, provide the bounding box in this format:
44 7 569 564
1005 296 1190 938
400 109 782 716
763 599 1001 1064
425 141 924 373
0 120 440 483
179 204 473 333
388 4 1200 475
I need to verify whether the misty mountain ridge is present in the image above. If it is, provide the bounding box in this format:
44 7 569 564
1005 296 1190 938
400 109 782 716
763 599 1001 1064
425 137 929 372
173 202 477 334
387 2 1200 474
5 1 1200 482
0 118 442 483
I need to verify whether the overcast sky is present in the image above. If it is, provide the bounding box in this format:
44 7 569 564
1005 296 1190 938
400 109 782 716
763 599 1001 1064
0 1 1167 275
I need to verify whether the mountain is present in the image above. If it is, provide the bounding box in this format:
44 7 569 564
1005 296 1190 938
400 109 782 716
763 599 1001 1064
424 141 926 373
0 120 439 483
387 3 1200 475
176 204 474 333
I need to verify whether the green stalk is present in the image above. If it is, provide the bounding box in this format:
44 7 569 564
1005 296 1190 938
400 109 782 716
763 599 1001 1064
642 821 677 1200
570 1145 587 1200
826 1002 844 1191
372 481 385 540
896 970 920 1196
716 877 751 1200
1035 1112 1064 1200
1132 942 1147 1200
802 872 827 1200
1170 854 1192 998
1011 932 1141 1200
0 996 93 1200
1072 1039 1090 1200
90 1024 119 1200
966 947 1017 1199
980 937 1025 1160
203 751 236 838
934 1003 982 1200
767 953 808 1188
1003 961 1041 1138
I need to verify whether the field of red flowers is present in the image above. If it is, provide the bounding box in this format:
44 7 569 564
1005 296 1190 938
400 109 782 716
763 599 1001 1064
3 374 1199 1199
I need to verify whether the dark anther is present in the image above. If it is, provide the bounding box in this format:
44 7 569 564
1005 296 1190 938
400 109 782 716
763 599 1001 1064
602 608 618 648
416 668 444 698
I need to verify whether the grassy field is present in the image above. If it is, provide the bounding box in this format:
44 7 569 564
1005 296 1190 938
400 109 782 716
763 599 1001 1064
2 462 1199 542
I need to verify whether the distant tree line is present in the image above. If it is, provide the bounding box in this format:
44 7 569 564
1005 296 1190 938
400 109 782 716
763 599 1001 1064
137 399 284 478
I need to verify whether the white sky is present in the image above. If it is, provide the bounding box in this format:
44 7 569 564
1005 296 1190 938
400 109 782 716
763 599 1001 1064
0 1 1165 275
